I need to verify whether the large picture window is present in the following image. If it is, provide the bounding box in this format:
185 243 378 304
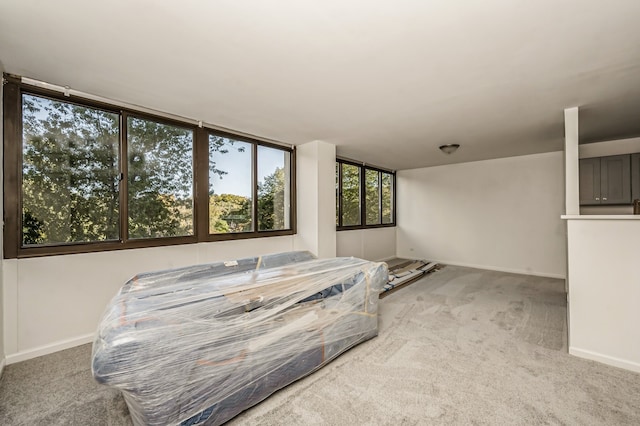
336 159 395 229
127 116 194 239
3 77 295 258
21 94 120 246
209 136 253 234
257 146 291 231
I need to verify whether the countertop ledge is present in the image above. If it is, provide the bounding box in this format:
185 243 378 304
561 215 640 220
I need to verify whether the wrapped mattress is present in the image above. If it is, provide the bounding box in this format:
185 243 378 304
92 251 387 425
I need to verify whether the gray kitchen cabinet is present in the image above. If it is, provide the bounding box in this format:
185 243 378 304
579 158 601 205
579 154 631 205
632 153 640 202
601 155 631 204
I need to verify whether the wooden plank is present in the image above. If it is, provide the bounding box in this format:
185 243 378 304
380 260 441 298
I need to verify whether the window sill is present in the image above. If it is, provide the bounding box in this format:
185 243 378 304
337 224 396 231
10 230 296 259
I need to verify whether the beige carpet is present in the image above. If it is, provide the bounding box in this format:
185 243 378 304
2 265 639 425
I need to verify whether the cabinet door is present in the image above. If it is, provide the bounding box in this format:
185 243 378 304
632 153 640 202
579 158 601 205
600 154 631 204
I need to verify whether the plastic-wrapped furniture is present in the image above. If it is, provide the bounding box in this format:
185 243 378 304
92 251 387 425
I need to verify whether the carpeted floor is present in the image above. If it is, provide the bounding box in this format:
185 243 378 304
1 265 639 425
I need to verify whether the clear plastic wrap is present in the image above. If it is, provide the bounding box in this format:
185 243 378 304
91 251 387 426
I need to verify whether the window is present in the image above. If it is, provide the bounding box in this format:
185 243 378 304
257 146 291 231
381 171 393 224
336 159 395 229
21 94 121 246
365 169 380 225
127 116 194 239
339 163 361 226
209 136 253 234
3 76 295 258
208 137 293 234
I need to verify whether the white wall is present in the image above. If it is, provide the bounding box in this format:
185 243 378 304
294 141 336 258
566 218 640 372
397 151 566 278
3 237 294 364
336 228 396 261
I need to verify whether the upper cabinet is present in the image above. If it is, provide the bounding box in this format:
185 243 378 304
632 153 640 202
579 158 601 204
579 154 631 205
601 155 631 204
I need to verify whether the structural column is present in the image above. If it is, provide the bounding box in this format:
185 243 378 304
294 140 336 258
564 107 579 215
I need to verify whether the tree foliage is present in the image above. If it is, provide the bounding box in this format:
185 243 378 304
127 117 193 239
208 137 254 233
365 169 380 224
209 193 252 233
22 95 120 244
340 164 361 226
381 172 393 223
258 167 287 230
22 95 195 244
337 164 393 226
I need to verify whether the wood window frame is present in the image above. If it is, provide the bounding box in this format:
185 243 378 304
3 75 296 258
336 158 396 231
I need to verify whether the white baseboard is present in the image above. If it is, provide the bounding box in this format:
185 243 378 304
569 347 640 373
0 357 5 377
432 259 566 280
5 333 95 365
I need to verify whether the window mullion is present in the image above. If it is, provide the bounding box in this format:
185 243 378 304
378 170 382 225
291 146 297 233
3 81 20 258
120 112 129 242
337 162 342 227
360 165 365 227
391 173 396 225
252 143 258 232
195 128 209 240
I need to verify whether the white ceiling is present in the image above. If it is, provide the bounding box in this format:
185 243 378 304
1 1 640 170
